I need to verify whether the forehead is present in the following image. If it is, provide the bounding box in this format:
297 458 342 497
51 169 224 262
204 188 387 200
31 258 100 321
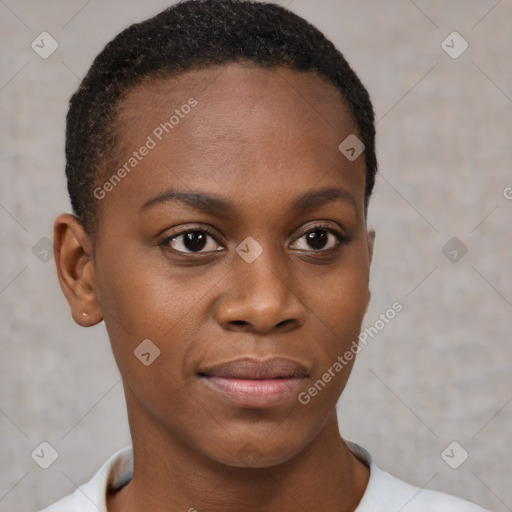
116 63 357 148
98 63 365 226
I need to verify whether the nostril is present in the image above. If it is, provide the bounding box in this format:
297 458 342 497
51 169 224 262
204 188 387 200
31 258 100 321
231 320 248 326
275 319 300 332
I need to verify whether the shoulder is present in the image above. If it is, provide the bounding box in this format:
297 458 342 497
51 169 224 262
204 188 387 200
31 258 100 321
37 492 85 512
37 446 133 512
348 442 490 512
360 463 490 512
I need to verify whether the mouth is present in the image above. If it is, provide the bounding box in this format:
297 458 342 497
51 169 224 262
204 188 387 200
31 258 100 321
198 357 308 408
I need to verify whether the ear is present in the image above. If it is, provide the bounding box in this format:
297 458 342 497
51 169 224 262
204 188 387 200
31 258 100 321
53 213 103 327
366 228 376 305
367 228 375 265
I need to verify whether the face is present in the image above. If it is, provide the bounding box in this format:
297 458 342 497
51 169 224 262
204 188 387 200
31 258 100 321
69 63 373 468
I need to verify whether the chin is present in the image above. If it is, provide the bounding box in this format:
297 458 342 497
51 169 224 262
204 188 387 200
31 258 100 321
206 436 306 469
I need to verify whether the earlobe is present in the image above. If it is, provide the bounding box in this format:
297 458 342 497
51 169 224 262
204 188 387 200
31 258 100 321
53 214 103 327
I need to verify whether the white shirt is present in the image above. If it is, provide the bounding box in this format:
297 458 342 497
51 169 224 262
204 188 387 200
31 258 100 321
38 442 490 511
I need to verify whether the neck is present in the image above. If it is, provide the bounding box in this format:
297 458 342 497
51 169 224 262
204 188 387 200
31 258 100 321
108 387 369 512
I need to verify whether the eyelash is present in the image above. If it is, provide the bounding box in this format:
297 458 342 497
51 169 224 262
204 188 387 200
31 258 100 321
159 223 349 256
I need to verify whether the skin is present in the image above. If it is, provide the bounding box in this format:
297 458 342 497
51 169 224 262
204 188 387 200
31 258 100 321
54 63 375 512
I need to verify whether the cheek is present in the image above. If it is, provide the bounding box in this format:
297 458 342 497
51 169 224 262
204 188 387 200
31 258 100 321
95 258 204 430
94 247 229 396
301 254 369 396
95 247 210 336
298 293 366 415
307 251 369 343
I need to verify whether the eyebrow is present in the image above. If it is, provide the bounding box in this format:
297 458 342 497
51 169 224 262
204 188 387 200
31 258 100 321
140 187 358 215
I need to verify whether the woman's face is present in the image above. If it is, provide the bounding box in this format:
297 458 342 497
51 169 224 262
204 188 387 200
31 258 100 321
90 63 373 467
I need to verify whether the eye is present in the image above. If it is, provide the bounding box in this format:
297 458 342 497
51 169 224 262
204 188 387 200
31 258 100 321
162 228 224 254
291 225 345 252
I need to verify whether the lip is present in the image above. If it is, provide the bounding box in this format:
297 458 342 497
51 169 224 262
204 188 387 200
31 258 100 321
198 357 308 408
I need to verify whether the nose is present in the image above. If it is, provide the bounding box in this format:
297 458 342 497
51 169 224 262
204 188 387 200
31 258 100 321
215 249 307 334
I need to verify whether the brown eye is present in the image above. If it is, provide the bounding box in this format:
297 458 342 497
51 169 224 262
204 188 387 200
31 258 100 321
291 226 345 252
164 229 224 254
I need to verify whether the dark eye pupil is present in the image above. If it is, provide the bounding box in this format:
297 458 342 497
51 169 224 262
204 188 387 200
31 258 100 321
307 229 328 250
184 231 207 251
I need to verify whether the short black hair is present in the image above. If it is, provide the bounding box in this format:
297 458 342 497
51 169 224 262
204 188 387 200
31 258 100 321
66 0 377 236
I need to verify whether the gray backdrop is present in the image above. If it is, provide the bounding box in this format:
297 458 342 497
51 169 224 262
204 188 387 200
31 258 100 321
1 1 511 511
